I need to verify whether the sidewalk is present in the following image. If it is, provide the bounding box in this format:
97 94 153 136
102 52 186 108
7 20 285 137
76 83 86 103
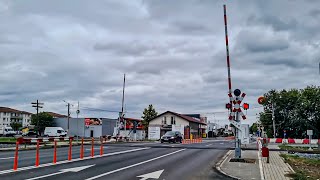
261 151 293 180
217 148 294 179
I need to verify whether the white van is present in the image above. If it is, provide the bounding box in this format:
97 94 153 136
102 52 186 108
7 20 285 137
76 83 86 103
0 126 16 137
44 127 67 137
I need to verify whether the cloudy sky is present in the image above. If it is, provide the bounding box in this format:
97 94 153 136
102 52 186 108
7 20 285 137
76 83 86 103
1 0 319 125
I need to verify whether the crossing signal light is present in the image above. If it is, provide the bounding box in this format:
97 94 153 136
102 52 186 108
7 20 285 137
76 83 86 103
226 103 232 109
243 103 249 110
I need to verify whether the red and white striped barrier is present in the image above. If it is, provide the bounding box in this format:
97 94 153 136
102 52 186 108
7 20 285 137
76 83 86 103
17 137 74 144
266 138 320 144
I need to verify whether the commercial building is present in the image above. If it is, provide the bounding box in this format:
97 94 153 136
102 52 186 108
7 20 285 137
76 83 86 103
53 118 117 138
0 107 32 128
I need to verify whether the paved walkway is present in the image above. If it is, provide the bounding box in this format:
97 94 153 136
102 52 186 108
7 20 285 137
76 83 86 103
218 145 294 179
261 151 293 180
219 150 261 180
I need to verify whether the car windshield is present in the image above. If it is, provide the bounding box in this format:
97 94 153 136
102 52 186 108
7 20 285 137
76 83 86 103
164 132 175 136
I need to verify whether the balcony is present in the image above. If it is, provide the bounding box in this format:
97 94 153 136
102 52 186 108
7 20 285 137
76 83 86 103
11 115 23 119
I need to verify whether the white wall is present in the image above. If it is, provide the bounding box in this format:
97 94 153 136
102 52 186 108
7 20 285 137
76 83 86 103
149 112 189 127
22 114 31 127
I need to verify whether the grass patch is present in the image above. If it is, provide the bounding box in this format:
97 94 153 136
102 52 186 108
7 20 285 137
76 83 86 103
0 137 16 143
280 154 320 180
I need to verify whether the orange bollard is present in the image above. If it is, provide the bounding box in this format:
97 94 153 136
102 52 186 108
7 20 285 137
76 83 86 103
13 141 19 170
68 138 72 161
91 138 94 157
35 140 40 167
80 138 84 159
100 140 103 156
53 141 57 164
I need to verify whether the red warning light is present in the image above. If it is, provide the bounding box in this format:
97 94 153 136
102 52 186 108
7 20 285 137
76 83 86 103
243 103 249 110
225 103 232 109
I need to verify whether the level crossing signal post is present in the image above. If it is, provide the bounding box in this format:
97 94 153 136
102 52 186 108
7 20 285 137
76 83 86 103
226 89 249 159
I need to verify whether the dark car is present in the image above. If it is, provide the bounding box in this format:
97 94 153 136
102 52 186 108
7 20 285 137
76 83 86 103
22 131 38 137
161 131 183 143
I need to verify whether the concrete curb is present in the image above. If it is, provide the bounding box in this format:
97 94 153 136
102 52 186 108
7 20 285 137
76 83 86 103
215 150 240 180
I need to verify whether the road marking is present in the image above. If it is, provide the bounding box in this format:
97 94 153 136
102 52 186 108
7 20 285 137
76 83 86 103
0 147 149 175
205 144 212 147
25 165 95 180
85 147 108 151
137 169 164 180
0 157 14 160
219 143 224 145
85 149 186 180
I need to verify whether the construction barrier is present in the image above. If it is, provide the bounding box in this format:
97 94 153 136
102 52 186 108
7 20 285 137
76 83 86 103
288 138 295 144
275 138 283 143
182 139 202 144
264 138 320 144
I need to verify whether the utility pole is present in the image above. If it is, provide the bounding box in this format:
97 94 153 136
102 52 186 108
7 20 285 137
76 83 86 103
63 100 73 136
31 100 43 136
272 103 276 138
121 74 126 139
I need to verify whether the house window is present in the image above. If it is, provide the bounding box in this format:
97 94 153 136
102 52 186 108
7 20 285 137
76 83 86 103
171 116 176 124
4 112 6 116
171 116 176 125
162 116 167 124
3 118 5 121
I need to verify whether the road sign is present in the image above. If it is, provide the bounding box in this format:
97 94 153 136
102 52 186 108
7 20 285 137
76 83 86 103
307 130 313 136
85 119 90 126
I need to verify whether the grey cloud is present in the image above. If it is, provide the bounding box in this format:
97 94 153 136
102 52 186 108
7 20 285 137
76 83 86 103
247 15 298 31
235 30 290 53
0 0 319 125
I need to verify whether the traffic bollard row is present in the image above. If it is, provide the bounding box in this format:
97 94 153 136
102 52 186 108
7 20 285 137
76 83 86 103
13 137 106 170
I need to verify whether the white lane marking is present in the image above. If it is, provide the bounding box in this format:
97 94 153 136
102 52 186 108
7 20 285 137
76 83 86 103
0 157 14 160
219 143 224 145
0 147 149 175
85 149 186 180
85 147 108 151
130 143 159 146
205 144 212 147
25 165 95 180
137 169 164 180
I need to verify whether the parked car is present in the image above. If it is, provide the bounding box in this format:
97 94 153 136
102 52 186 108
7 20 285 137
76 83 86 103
22 130 38 137
44 127 67 137
160 131 183 143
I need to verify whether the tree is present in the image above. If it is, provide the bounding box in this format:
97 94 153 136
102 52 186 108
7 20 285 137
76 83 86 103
249 123 258 134
31 112 55 135
10 122 22 131
261 86 320 138
141 104 158 137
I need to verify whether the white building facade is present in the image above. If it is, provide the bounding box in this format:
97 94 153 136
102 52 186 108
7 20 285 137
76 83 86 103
0 107 32 128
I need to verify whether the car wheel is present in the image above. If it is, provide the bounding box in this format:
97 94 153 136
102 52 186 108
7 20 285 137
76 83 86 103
161 140 164 143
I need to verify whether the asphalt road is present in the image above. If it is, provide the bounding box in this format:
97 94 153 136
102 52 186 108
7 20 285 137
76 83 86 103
0 139 235 180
